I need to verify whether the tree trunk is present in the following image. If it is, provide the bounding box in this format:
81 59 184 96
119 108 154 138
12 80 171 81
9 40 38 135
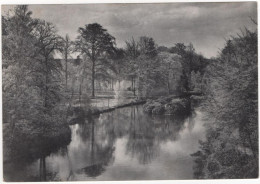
40 156 46 181
133 78 136 96
167 64 171 95
188 50 193 92
91 118 95 163
167 78 170 95
65 49 68 90
79 84 81 107
44 57 48 108
91 61 95 98
131 77 133 91
42 157 46 181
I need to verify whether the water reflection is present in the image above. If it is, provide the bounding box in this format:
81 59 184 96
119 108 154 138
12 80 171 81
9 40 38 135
39 156 46 181
126 106 159 164
4 105 205 181
125 106 189 164
75 118 115 178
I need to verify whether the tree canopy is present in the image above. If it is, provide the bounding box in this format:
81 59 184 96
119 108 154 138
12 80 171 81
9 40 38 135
75 23 116 97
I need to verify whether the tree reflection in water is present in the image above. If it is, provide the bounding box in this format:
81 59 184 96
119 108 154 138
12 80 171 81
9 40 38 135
4 105 195 181
74 116 116 178
57 105 191 178
126 106 159 164
125 106 189 164
39 156 46 181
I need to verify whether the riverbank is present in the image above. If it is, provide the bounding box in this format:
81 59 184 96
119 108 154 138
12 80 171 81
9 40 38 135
67 99 146 125
67 94 205 125
92 99 146 115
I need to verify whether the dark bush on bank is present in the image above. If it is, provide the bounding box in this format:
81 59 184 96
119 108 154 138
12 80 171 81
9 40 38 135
143 96 190 116
165 98 190 115
152 105 165 114
190 95 205 107
143 101 162 114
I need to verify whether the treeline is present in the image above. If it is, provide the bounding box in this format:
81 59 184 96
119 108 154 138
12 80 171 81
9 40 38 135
2 6 66 128
69 34 210 99
191 26 258 178
63 26 210 100
119 38 210 97
2 5 209 127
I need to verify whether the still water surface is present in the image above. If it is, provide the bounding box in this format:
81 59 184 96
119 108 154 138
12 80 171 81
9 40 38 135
4 105 205 181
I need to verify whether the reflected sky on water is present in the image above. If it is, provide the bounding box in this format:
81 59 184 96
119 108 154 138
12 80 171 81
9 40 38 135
4 105 205 181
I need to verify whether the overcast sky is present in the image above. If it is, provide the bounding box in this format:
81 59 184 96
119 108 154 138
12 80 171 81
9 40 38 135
2 2 257 58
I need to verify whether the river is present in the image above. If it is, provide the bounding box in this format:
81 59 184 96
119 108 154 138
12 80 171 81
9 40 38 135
4 105 205 181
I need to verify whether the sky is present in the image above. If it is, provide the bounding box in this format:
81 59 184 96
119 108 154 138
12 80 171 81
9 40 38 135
2 2 257 58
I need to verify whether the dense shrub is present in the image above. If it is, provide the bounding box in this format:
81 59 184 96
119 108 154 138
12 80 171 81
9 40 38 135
191 27 258 179
143 96 190 116
143 101 162 114
152 105 165 114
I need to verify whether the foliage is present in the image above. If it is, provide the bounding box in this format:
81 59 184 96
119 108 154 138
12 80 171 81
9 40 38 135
143 96 190 116
124 40 209 98
156 52 182 94
2 5 67 131
124 37 185 97
168 43 209 93
191 71 203 92
191 27 258 178
139 36 157 58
